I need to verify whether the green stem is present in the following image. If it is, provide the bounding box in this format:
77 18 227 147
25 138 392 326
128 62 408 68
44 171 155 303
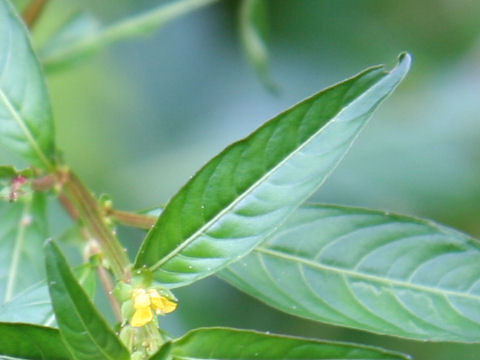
41 0 220 71
109 209 157 230
61 172 130 280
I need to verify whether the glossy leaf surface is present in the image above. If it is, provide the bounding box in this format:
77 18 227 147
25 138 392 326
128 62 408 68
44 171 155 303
0 193 47 304
0 322 72 359
135 54 411 288
0 0 55 169
151 327 410 360
45 241 129 360
220 204 480 342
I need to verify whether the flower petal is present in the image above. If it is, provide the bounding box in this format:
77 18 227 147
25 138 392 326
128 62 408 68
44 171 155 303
149 290 177 314
131 306 153 327
134 291 151 309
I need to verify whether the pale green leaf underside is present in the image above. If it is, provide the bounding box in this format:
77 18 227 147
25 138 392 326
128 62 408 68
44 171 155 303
0 193 47 304
220 204 480 342
0 0 55 169
151 327 410 360
0 281 52 325
0 264 98 327
135 53 411 288
45 242 129 360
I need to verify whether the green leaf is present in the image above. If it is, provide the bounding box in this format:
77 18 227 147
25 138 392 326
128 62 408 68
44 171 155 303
45 241 129 360
220 204 480 342
150 327 411 360
0 193 48 303
0 322 72 360
40 0 219 72
135 53 411 288
0 281 52 325
0 263 98 326
0 0 55 170
0 165 32 181
40 11 100 62
239 0 276 91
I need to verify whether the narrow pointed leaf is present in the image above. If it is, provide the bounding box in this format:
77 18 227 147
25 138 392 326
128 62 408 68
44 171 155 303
0 193 48 304
45 241 129 360
220 204 480 342
135 53 411 288
0 0 55 169
41 0 219 72
0 322 72 360
239 0 276 90
151 327 410 360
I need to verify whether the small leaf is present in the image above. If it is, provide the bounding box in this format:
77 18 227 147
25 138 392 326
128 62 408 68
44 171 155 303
150 327 410 360
0 0 55 170
0 165 33 180
45 241 129 360
220 204 480 342
0 193 48 303
135 53 411 288
239 0 276 91
41 0 219 72
0 322 72 360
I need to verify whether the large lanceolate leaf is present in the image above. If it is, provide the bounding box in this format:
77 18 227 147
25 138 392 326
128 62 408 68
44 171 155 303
0 323 71 360
135 53 411 288
220 204 480 342
45 242 129 360
0 0 55 170
150 327 411 360
0 193 48 304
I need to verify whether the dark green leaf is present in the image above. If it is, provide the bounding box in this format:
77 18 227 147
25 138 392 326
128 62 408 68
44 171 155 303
0 193 47 303
45 241 129 360
151 327 410 360
135 53 411 288
0 322 71 360
239 0 276 91
220 204 480 342
0 0 55 170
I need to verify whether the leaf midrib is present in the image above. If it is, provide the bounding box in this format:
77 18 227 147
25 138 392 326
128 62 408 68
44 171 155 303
149 68 388 271
55 265 123 360
3 201 31 303
0 14 52 170
255 246 480 301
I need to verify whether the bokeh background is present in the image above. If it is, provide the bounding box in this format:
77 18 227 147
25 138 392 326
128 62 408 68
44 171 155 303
3 0 480 359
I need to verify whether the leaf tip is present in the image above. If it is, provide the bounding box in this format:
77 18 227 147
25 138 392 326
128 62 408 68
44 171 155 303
395 51 412 74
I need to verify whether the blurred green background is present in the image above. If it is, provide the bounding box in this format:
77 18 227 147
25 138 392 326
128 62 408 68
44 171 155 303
3 0 480 359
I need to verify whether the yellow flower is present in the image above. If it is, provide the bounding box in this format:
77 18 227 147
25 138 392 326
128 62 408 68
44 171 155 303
130 288 177 327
